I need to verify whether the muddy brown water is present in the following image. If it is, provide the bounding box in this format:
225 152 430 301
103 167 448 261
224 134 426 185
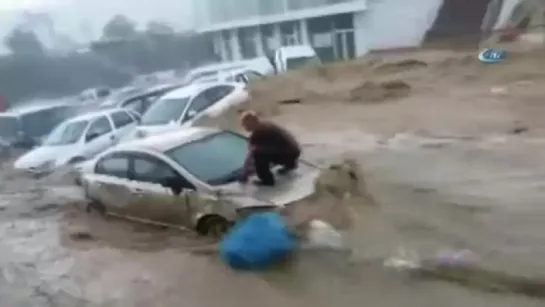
4 49 545 306
2 133 545 306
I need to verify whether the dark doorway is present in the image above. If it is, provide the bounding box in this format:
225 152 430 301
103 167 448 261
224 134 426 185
423 0 493 48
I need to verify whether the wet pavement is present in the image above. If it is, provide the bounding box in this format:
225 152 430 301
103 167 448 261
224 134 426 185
1 133 545 306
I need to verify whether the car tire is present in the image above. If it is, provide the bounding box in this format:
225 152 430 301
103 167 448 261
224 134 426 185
195 214 232 238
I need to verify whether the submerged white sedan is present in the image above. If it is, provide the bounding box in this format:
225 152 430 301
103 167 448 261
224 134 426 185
79 127 320 236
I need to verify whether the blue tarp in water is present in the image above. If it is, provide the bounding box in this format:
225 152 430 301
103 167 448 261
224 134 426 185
219 212 296 270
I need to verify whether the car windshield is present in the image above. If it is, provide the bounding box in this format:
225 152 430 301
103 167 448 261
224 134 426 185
286 56 320 71
141 97 190 126
165 131 248 185
44 120 88 146
0 116 20 138
20 106 77 139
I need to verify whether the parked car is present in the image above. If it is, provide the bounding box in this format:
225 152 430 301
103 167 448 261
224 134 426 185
0 102 80 149
183 62 249 84
268 45 321 74
13 108 139 175
99 83 183 114
221 69 265 86
78 87 111 103
125 82 249 140
79 127 320 236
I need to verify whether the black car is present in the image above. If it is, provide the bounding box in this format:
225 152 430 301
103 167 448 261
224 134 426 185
0 103 80 149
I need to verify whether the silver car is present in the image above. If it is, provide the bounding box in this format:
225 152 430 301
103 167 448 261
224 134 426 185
79 127 320 236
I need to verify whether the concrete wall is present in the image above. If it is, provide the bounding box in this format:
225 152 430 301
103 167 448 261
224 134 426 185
359 0 539 52
360 0 444 50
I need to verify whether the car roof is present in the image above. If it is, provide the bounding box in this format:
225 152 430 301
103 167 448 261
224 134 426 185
160 82 234 100
5 101 72 116
188 62 248 75
115 127 221 153
64 108 125 123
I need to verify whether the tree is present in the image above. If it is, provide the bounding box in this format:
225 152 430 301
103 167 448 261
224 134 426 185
4 28 45 55
102 14 137 39
145 20 175 35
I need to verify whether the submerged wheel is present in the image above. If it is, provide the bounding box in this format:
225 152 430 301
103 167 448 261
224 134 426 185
195 214 232 238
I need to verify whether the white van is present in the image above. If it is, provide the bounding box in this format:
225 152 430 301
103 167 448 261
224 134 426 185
270 45 321 73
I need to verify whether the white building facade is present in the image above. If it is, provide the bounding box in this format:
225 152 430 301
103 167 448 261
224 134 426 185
194 0 535 63
194 0 369 62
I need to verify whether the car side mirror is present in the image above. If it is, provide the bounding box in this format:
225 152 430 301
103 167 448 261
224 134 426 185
186 109 197 119
161 177 185 196
86 132 99 142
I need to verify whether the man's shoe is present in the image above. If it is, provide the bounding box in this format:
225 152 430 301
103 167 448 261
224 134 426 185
252 179 275 187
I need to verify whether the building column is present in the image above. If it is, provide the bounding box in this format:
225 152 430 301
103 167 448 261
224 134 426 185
352 11 369 57
254 27 265 56
272 23 282 48
229 28 242 61
214 32 226 61
299 19 310 45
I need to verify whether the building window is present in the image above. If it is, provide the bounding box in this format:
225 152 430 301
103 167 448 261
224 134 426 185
260 24 276 55
280 21 300 46
238 28 257 59
221 31 233 61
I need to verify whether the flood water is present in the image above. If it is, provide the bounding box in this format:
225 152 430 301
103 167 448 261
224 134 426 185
1 132 545 307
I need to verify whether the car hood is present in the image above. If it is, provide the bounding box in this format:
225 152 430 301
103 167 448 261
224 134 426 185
14 144 75 170
126 123 179 141
217 161 321 208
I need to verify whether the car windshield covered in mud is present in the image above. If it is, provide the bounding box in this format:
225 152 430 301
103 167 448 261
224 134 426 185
80 127 320 236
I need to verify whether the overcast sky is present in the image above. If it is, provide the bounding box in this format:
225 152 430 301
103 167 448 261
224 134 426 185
0 0 194 51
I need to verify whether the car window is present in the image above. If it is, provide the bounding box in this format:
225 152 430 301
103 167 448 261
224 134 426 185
20 106 77 139
245 71 263 80
286 56 320 71
0 116 20 139
132 155 193 189
86 116 112 141
205 85 234 103
234 73 248 84
165 131 248 185
141 97 190 126
123 97 145 114
111 111 134 129
44 120 88 146
186 91 209 118
95 154 130 178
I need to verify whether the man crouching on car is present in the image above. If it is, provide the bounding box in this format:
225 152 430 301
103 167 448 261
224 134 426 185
239 110 301 186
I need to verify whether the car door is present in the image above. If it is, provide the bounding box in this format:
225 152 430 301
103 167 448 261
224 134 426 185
127 153 197 225
82 115 116 158
110 110 137 140
87 153 133 213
